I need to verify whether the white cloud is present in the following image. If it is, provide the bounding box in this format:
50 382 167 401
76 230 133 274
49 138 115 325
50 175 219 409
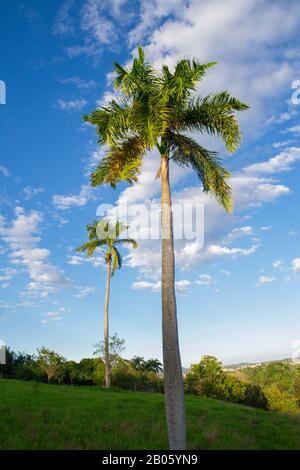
55 98 87 111
67 254 103 268
132 280 161 292
80 0 116 45
288 125 300 134
74 286 96 298
0 208 71 296
64 0 125 58
244 147 300 175
0 165 10 177
41 311 64 324
272 260 283 270
207 244 258 257
132 279 191 293
256 275 276 286
52 0 74 35
175 279 191 292
58 76 97 89
0 282 10 290
96 90 121 107
129 0 185 46
292 258 300 272
52 184 97 210
219 269 231 276
23 186 44 200
272 140 295 149
268 110 298 124
195 274 213 286
0 267 16 282
224 226 254 243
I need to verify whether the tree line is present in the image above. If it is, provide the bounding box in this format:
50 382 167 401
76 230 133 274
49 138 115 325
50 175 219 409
2 345 299 413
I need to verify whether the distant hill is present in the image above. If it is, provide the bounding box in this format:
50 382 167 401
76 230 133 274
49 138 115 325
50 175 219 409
224 357 294 370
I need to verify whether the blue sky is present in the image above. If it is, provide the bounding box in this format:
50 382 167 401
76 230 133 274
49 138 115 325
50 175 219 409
1 0 300 366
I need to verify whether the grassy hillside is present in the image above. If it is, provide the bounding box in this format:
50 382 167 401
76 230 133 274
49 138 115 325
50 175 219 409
0 379 299 450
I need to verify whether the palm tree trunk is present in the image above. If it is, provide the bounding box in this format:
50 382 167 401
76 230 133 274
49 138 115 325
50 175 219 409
104 258 111 388
160 155 186 450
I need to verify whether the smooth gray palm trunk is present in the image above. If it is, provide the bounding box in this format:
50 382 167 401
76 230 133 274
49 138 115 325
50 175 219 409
160 155 186 450
104 258 111 388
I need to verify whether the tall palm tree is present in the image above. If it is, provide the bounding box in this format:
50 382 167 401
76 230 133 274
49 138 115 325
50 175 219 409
77 219 137 388
84 48 249 449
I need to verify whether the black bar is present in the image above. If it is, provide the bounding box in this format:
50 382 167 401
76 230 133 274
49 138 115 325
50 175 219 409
0 450 299 466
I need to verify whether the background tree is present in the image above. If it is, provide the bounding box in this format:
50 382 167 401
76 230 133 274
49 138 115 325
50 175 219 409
130 356 146 372
37 347 65 384
84 48 249 449
94 333 126 369
77 219 137 388
64 361 79 386
144 359 163 374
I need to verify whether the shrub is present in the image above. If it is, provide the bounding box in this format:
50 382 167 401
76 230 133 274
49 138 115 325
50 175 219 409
264 384 298 413
185 356 268 410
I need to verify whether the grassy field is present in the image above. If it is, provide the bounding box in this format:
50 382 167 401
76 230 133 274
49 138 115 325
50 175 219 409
0 378 299 450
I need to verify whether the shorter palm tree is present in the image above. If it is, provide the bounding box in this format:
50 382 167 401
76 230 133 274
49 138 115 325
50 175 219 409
77 218 137 388
145 359 163 374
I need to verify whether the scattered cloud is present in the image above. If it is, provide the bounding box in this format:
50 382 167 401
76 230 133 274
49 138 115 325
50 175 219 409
224 226 254 243
58 76 97 89
41 311 64 324
195 274 213 286
288 125 300 134
0 207 71 297
207 244 258 258
52 0 75 35
256 275 276 286
219 269 231 276
272 140 295 149
244 147 300 175
23 186 44 200
52 184 97 210
63 0 124 58
292 258 300 272
74 286 96 298
67 253 103 268
0 165 10 177
132 279 191 293
272 260 283 270
268 110 298 124
55 98 87 111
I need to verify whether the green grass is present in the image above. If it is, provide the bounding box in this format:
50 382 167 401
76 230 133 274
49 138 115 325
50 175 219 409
0 378 299 450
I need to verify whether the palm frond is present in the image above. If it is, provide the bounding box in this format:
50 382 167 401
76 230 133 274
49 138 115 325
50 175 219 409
160 60 217 104
177 92 249 153
115 238 138 249
111 246 122 275
86 222 98 241
91 136 147 187
170 132 233 212
113 47 159 97
76 240 100 257
115 221 128 238
83 100 131 145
